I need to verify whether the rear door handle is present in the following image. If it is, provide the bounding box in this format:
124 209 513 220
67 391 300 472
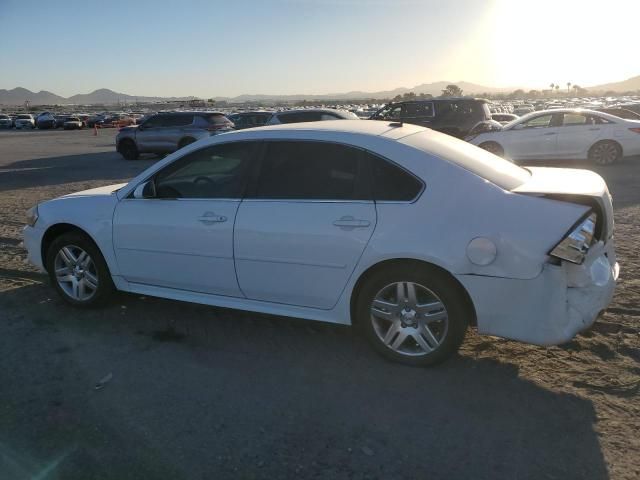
333 216 371 229
198 212 227 225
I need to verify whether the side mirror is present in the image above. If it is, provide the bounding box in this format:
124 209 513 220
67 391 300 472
133 180 156 199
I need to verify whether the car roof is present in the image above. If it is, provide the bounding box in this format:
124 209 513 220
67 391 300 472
275 108 350 114
514 108 623 121
236 119 426 139
156 111 226 116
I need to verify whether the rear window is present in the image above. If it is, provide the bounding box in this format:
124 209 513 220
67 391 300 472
401 131 530 190
203 114 231 125
278 112 320 123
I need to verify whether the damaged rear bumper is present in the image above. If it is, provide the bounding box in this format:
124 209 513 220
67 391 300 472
456 241 618 346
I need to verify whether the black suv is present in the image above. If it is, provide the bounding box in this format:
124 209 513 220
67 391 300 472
369 97 493 138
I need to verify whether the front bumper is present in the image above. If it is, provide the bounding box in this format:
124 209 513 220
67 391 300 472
457 241 618 346
23 225 46 271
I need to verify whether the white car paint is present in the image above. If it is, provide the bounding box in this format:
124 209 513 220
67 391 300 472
24 121 619 347
14 114 35 129
468 108 640 160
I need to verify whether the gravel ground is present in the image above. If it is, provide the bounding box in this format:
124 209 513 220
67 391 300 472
0 129 638 480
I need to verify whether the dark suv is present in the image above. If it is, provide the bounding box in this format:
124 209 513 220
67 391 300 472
116 111 234 160
369 98 492 138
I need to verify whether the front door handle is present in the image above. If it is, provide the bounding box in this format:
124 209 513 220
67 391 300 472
333 216 371 229
198 212 227 225
543 132 557 136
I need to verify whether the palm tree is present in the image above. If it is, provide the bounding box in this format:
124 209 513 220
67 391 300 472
549 83 555 93
555 85 560 94
567 82 572 94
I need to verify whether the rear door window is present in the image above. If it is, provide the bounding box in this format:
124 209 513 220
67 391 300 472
251 141 368 200
404 102 434 118
162 114 194 127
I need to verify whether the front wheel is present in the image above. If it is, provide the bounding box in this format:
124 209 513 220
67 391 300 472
46 232 114 307
356 264 470 366
119 140 139 160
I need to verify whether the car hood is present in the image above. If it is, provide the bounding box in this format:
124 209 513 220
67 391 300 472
118 125 138 132
63 183 127 198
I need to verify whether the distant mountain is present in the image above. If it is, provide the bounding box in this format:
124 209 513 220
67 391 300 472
0 87 66 105
218 81 516 102
2 76 637 106
588 75 640 93
0 87 196 106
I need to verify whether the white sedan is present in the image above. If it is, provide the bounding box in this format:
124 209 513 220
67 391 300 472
23 121 619 366
467 108 640 165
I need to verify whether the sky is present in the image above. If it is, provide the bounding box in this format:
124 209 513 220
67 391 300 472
0 0 638 98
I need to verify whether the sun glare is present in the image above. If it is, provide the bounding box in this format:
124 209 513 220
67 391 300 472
490 0 640 89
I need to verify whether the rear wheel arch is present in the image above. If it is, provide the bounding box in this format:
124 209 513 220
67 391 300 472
349 258 477 327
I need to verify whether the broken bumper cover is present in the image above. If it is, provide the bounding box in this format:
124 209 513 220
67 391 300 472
457 241 618 346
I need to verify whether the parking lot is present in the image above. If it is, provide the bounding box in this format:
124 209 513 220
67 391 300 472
1 129 639 479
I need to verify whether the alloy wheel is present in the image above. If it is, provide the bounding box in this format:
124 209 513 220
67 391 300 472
592 143 619 165
370 281 449 356
54 245 99 301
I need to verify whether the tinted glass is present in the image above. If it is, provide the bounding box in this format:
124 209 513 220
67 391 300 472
161 114 193 127
278 112 321 123
142 115 162 128
154 142 259 199
405 102 434 117
368 153 423 201
253 141 366 200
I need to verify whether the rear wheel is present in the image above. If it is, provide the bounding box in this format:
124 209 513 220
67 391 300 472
479 141 504 157
46 232 114 307
589 140 621 165
356 264 470 366
119 140 139 160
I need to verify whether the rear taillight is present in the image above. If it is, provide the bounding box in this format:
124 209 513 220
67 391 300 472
629 128 640 134
549 212 597 264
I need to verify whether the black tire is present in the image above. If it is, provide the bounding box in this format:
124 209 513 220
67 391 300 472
45 231 114 308
479 141 504 157
588 140 622 166
178 137 196 149
119 140 139 160
356 263 470 366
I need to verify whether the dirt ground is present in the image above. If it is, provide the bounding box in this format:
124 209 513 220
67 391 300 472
0 129 638 480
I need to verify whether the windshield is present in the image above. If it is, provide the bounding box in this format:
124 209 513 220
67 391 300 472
400 130 530 190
